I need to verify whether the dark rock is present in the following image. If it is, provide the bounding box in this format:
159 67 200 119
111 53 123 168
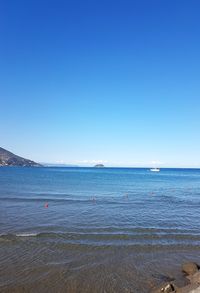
152 274 175 283
150 282 175 293
182 263 199 276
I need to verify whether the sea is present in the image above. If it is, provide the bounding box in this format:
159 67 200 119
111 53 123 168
1 167 200 292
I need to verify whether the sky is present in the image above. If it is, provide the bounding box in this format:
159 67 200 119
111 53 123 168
0 0 200 167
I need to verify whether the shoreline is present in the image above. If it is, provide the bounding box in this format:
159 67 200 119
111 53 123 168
1 248 200 293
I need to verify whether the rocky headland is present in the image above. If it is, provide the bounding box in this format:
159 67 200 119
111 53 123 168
0 147 42 167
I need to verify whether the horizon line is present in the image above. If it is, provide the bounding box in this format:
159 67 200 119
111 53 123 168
40 163 200 169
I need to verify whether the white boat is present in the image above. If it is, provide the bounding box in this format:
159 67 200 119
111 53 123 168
150 168 160 172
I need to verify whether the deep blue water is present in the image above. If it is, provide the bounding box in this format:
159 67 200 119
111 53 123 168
1 167 200 292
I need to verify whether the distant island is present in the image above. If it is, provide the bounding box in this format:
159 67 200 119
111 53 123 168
94 164 105 168
0 147 42 167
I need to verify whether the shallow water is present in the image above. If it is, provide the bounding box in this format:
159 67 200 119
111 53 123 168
1 167 200 292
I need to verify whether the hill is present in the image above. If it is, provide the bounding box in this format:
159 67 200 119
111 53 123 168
0 147 42 167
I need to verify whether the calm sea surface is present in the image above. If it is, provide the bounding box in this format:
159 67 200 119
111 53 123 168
1 167 200 292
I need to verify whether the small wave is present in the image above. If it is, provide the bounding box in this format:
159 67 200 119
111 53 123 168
15 233 39 237
0 197 96 204
2 230 200 241
0 232 40 241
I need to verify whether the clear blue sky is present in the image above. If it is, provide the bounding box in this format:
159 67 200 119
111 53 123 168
1 0 200 167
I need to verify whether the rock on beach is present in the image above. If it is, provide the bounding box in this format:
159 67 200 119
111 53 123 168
151 262 200 293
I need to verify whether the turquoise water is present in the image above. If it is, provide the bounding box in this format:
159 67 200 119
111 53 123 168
1 167 200 292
